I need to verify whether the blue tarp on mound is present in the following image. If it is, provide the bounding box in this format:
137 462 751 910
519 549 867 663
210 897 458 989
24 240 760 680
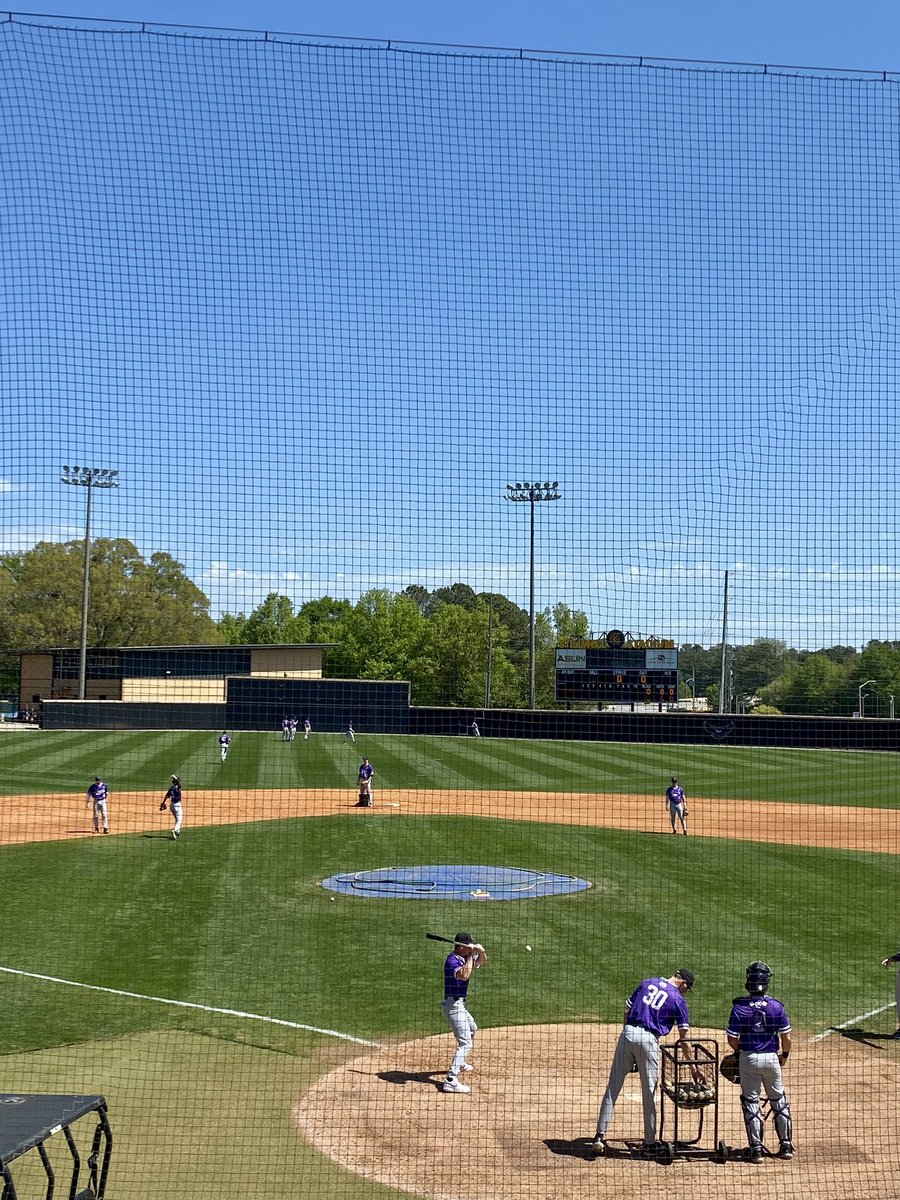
320 865 591 900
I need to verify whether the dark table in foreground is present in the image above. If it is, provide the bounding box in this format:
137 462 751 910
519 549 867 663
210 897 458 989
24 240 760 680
0 1095 111 1200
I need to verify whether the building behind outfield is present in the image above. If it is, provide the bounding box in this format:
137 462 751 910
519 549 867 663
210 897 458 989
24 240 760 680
20 645 334 705
18 645 413 733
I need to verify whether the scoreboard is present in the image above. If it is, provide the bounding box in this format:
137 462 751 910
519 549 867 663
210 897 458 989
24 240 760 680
555 635 678 704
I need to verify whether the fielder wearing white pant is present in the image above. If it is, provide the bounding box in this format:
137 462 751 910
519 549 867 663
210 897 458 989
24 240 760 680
86 777 109 834
880 949 900 1037
594 969 693 1155
160 775 184 840
441 933 487 1094
726 962 794 1162
219 732 231 761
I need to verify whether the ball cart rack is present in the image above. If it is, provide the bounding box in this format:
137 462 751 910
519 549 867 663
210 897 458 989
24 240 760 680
657 1038 729 1164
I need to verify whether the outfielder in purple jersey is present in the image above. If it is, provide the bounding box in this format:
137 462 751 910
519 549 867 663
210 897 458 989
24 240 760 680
440 932 487 1094
593 968 694 1155
665 776 688 835
726 962 794 1162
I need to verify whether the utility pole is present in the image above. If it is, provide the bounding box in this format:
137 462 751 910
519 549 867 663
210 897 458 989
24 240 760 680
505 481 561 709
60 465 120 700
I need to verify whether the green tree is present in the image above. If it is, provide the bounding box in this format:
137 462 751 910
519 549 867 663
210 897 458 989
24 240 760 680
0 539 220 650
218 592 311 645
760 653 849 715
426 583 479 615
533 602 591 708
733 638 797 697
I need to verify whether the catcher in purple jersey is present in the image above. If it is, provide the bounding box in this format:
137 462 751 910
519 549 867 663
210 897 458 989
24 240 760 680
665 776 688 835
726 962 794 1162
593 967 694 1156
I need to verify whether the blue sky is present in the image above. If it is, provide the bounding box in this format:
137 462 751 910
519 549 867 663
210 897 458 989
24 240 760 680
2 3 900 649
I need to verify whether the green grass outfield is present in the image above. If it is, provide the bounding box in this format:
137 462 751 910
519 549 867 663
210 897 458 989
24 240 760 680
1 729 899 805
0 730 898 1196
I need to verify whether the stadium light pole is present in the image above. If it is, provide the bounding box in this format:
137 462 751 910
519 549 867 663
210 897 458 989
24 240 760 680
60 465 120 700
505 481 561 709
858 679 876 719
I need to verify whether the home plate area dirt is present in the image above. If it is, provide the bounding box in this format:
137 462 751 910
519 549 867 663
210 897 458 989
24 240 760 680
294 1023 899 1200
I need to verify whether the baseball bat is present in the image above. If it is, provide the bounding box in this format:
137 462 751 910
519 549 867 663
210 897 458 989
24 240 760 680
426 933 468 946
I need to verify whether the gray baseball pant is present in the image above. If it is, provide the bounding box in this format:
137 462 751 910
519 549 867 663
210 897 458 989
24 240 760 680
596 1024 660 1145
739 1051 792 1149
441 997 477 1079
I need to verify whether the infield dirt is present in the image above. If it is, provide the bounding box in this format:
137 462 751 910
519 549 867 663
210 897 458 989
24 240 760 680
2 787 898 853
294 1021 899 1200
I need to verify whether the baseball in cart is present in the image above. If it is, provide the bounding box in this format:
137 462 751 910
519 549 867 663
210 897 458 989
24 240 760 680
657 1037 730 1164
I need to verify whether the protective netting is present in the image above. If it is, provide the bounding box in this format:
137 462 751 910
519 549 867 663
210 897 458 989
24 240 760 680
1 14 899 1200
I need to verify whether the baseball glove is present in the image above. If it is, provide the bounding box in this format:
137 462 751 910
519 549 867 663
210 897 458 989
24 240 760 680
159 802 167 811
719 1052 741 1084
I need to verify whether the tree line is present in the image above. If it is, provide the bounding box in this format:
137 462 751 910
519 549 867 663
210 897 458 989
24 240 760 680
1 539 896 715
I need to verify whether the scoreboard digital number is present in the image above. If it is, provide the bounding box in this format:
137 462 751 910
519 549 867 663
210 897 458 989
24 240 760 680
555 639 678 703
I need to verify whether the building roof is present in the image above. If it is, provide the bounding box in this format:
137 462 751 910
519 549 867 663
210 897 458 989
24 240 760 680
32 644 337 652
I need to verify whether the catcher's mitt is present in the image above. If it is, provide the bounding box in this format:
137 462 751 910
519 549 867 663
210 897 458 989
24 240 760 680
159 802 167 811
719 1052 741 1084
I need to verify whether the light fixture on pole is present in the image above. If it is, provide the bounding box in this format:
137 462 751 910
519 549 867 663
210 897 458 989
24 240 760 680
858 679 876 719
505 481 561 709
60 465 120 700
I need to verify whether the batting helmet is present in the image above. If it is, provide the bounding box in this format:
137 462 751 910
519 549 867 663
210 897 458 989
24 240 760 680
671 775 678 783
746 961 772 994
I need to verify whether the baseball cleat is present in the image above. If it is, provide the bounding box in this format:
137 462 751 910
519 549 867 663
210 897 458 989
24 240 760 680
891 1029 900 1039
591 1136 607 1158
749 1146 765 1164
778 1143 794 1160
441 1078 470 1093
460 1062 474 1072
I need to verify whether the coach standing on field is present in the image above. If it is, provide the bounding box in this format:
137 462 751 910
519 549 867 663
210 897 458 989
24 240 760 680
593 967 694 1157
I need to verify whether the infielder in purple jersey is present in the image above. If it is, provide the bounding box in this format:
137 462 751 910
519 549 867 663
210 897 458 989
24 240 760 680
440 932 487 1094
726 962 794 1162
593 968 694 1155
665 776 688 835
85 777 109 834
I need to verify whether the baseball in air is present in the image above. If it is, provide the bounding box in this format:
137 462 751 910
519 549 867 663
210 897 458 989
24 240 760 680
525 944 533 953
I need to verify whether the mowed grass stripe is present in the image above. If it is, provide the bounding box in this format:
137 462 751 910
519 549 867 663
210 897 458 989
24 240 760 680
0 731 898 806
0 814 895 1052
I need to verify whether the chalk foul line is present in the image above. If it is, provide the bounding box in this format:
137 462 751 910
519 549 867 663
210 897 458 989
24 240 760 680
0 965 382 1047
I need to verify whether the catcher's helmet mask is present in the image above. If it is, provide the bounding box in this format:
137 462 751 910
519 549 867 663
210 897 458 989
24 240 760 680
746 961 773 994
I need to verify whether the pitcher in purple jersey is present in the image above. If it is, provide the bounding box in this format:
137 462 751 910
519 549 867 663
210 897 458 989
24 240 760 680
726 962 794 1162
665 776 688 835
593 968 694 1156
440 932 488 1093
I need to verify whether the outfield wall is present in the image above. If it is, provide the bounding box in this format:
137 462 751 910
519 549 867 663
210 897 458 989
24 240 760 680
414 708 900 750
